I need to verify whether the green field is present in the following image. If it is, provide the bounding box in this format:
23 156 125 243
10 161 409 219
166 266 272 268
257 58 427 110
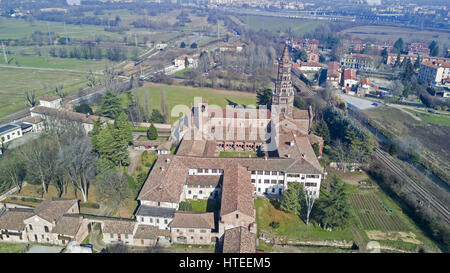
3 54 111 72
339 25 450 45
237 15 324 36
185 199 218 213
0 17 123 41
0 67 89 119
124 83 258 123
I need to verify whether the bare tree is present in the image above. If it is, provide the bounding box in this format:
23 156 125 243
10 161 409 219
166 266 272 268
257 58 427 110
304 191 316 226
25 90 37 107
54 84 66 98
160 90 169 123
58 137 98 202
96 168 129 216
19 137 58 195
0 152 26 193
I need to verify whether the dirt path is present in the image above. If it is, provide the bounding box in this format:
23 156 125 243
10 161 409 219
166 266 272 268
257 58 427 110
127 147 143 175
389 104 422 121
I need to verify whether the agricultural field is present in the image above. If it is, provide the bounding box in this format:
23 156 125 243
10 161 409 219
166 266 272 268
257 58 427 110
336 170 441 252
339 25 450 45
364 105 450 186
0 17 123 41
2 54 111 72
357 211 410 231
237 15 325 36
349 194 385 211
0 67 91 119
123 82 258 123
0 243 26 253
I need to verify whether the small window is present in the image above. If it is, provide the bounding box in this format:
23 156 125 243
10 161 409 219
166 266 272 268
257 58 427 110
164 219 168 224
44 226 49 233
236 214 239 219
29 224 33 231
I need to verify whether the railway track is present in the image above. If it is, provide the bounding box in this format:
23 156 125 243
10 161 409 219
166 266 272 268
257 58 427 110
374 147 450 225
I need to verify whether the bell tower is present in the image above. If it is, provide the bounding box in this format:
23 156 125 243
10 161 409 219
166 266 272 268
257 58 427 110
272 43 294 117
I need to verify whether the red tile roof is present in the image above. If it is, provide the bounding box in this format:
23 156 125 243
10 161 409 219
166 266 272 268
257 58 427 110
220 164 254 218
169 211 215 229
222 226 256 253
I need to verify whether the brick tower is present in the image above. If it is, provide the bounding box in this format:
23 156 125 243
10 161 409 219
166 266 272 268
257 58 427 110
271 43 294 117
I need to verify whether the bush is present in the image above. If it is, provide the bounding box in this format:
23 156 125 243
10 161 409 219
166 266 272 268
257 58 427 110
269 221 280 229
179 201 193 211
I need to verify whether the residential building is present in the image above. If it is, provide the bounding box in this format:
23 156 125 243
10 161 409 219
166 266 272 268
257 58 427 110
0 124 22 144
169 211 215 245
342 69 358 88
418 61 450 84
341 54 374 70
326 61 342 85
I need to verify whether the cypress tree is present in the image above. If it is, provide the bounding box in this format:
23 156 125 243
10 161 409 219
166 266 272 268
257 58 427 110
147 123 158 140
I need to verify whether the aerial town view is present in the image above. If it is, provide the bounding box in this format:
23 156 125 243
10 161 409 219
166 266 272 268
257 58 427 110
0 0 448 264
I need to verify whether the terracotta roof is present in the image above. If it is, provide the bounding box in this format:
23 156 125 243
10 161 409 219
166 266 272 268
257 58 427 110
222 226 256 253
176 139 207 157
0 208 34 231
34 199 78 223
203 140 217 157
102 219 136 234
210 108 271 120
134 225 171 239
22 116 43 124
327 61 341 77
31 106 110 125
169 211 215 229
51 215 82 236
343 69 357 81
186 175 222 188
137 155 323 204
292 109 309 120
220 164 254 218
40 95 60 102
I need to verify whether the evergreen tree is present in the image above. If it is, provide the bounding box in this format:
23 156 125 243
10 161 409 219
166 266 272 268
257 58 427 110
394 52 401 67
100 91 122 119
280 183 305 216
313 119 330 145
147 123 158 140
393 38 404 53
75 103 93 115
149 109 165 123
414 55 421 69
317 176 351 229
256 88 272 108
429 41 439 57
114 112 133 145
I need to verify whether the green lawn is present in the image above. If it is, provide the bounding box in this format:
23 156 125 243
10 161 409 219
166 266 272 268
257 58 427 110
255 197 354 242
186 199 219 213
122 82 257 123
219 151 258 158
237 15 324 36
0 67 91 119
0 242 26 253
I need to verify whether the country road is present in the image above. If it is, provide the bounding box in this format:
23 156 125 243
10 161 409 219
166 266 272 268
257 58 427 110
374 148 450 225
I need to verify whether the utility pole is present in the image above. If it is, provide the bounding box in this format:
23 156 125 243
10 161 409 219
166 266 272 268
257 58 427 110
64 21 69 45
217 21 220 40
135 33 138 47
47 22 53 45
1 42 7 64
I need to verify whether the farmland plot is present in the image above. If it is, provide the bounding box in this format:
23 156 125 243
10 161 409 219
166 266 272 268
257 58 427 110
349 194 384 211
358 211 410 231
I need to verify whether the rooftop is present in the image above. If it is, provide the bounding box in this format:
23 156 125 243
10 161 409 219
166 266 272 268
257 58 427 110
0 124 20 135
135 205 176 218
222 226 256 253
169 211 215 229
